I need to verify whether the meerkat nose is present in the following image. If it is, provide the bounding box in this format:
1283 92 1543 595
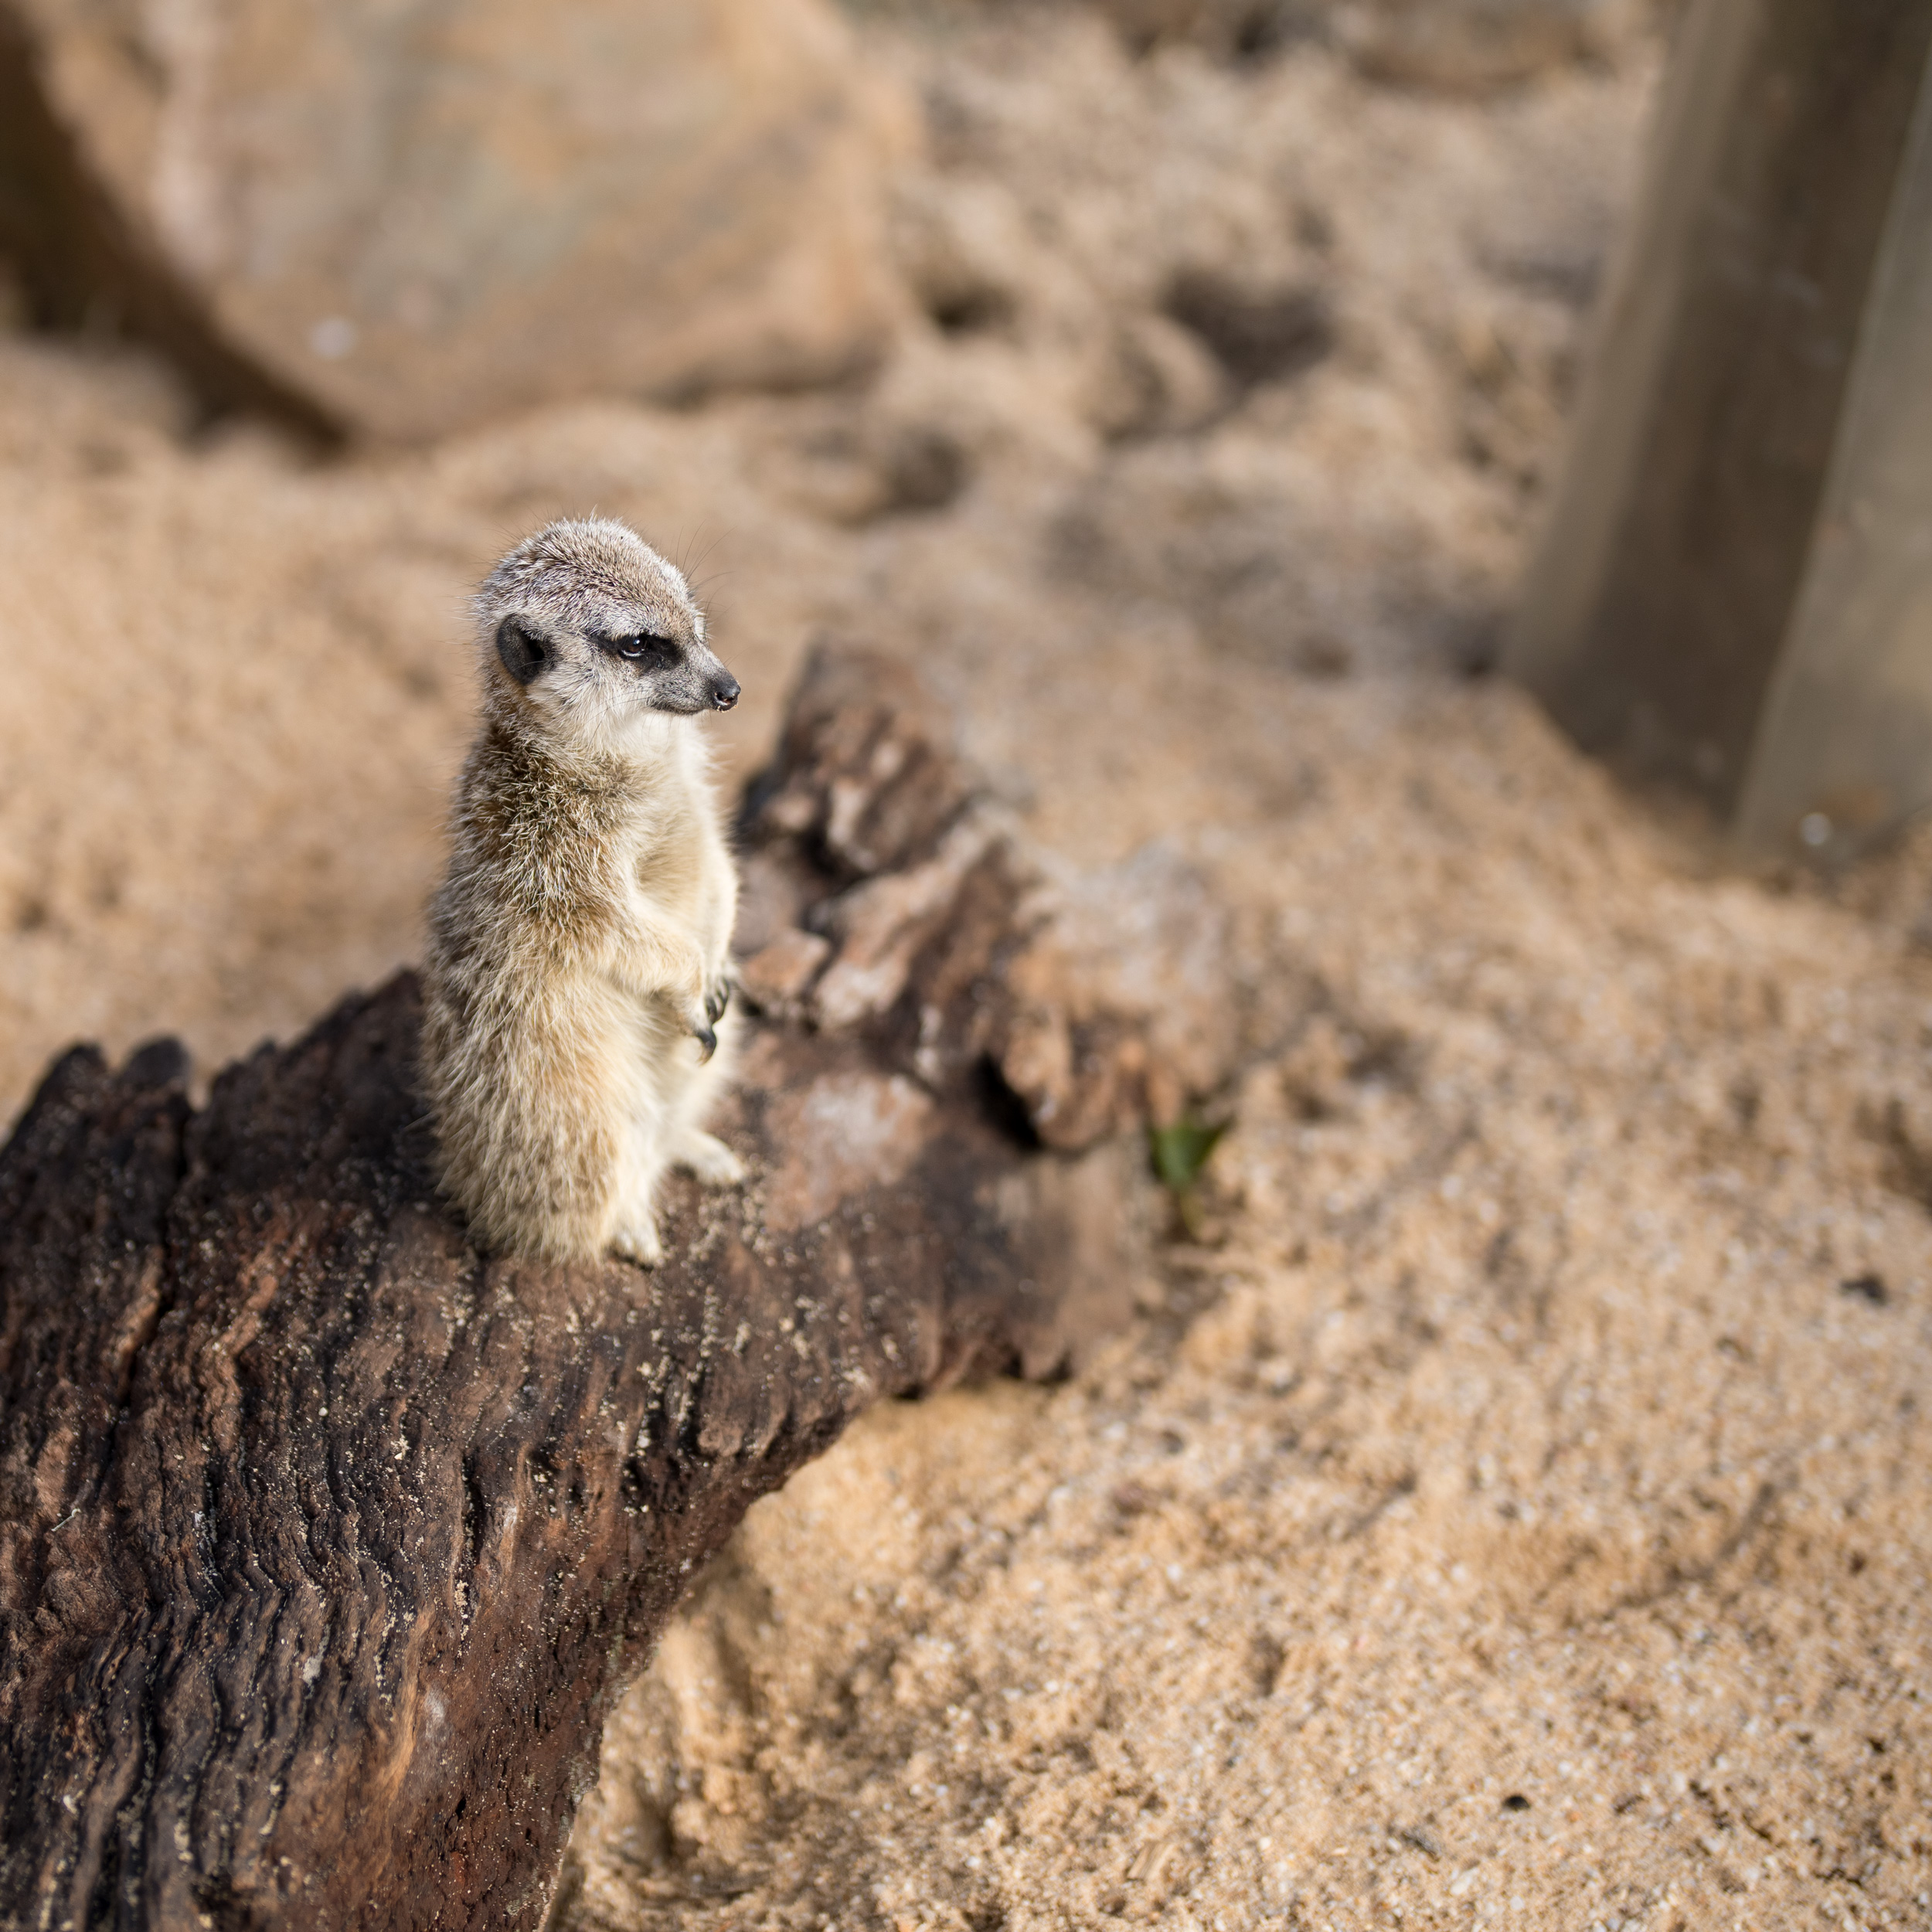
709 674 740 712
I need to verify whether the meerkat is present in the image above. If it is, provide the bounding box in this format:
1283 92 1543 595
420 516 746 1266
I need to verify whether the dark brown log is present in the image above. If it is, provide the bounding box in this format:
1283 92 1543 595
0 650 1192 1932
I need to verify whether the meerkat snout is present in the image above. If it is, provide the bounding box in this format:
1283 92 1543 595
420 515 748 1267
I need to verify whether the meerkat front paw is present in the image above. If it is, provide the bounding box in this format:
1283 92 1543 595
704 969 733 1028
675 987 719 1062
611 1213 664 1267
673 1128 747 1187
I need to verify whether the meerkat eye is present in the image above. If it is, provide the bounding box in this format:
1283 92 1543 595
611 633 678 668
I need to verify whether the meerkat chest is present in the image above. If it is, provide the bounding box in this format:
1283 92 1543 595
617 786 714 917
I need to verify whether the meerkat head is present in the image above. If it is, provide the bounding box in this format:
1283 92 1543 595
474 517 739 750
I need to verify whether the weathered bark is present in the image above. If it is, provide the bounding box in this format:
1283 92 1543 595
0 649 1206 1932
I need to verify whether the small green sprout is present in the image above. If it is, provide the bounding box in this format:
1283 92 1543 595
1148 1115 1229 1240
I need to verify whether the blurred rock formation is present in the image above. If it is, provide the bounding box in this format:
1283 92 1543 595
0 0 912 438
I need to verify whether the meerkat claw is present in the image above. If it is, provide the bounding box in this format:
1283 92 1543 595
704 977 732 1026
678 989 718 1059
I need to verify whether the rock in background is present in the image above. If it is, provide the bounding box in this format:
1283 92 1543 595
0 0 911 439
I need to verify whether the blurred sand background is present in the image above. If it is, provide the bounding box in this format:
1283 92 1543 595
2 6 1929 1928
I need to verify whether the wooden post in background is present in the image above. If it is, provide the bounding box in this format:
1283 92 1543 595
1509 0 1932 861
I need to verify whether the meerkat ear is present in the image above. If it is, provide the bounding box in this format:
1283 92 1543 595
495 615 549 686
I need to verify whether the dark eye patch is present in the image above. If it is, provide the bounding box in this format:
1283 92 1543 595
596 631 679 672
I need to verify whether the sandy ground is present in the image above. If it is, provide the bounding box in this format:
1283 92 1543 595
4 10 1929 1930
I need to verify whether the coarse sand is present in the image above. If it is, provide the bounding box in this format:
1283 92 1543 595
2 12 1927 1930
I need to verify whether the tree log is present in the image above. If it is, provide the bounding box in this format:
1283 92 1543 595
0 648 1192 1932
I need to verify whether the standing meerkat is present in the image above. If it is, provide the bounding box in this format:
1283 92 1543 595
420 516 745 1265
